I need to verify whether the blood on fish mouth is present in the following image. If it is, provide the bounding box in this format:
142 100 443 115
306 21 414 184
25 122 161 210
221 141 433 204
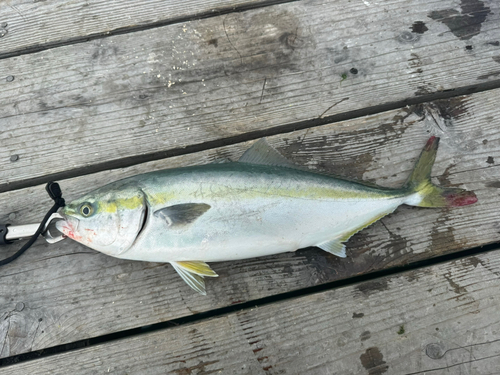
56 219 81 241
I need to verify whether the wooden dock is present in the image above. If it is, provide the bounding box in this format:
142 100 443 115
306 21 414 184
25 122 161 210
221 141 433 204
0 0 499 373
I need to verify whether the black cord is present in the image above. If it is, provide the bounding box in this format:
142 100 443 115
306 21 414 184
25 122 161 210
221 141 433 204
0 182 65 267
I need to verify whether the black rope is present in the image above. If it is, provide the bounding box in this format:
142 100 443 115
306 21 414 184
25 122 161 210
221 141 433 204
0 182 65 267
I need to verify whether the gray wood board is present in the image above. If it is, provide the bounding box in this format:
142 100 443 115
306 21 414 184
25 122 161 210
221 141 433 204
1 0 499 187
3 250 500 374
0 88 498 358
0 0 267 57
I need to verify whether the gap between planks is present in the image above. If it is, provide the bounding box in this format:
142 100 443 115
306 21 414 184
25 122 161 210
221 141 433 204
0 0 301 61
1 78 499 195
1 240 499 368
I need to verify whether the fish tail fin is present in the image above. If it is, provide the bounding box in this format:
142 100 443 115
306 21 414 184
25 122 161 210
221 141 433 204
404 136 477 208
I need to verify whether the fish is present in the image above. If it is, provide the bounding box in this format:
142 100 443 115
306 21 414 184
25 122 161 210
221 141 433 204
56 136 477 294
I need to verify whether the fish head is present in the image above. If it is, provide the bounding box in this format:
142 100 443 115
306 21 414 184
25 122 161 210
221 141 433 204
56 185 147 257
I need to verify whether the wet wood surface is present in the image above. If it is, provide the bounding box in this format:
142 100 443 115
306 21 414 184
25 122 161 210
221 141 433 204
0 0 499 187
0 0 499 372
0 89 498 359
3 250 500 375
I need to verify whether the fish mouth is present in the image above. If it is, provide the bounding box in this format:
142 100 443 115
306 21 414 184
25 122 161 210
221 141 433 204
55 215 80 240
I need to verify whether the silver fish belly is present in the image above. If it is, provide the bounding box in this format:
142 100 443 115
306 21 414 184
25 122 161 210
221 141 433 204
123 162 407 263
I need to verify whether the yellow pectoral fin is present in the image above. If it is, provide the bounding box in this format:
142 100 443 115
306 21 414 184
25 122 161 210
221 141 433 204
175 261 219 277
170 261 218 295
171 262 207 295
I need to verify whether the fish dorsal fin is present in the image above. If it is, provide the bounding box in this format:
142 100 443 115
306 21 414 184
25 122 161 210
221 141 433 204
154 203 211 228
239 138 297 168
317 240 347 258
212 157 232 164
170 261 218 295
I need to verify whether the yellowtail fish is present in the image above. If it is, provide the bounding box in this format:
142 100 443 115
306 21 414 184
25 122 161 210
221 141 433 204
56 137 477 294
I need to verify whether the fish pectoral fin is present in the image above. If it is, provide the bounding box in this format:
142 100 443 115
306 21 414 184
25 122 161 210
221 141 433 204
170 261 218 295
239 138 298 168
317 240 346 258
154 203 211 228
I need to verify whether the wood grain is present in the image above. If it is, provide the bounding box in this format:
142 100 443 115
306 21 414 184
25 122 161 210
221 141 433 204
0 0 267 57
0 89 498 359
1 0 499 187
3 250 500 374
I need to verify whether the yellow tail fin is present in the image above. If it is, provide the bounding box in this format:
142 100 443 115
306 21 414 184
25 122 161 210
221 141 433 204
405 137 477 207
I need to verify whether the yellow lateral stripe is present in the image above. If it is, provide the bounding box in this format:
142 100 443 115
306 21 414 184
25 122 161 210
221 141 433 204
98 195 144 213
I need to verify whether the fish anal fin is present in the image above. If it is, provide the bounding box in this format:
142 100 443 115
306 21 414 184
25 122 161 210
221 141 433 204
317 210 396 258
317 240 346 258
238 138 297 168
154 203 210 228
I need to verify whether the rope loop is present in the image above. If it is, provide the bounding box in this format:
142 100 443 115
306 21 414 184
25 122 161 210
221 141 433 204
0 182 65 267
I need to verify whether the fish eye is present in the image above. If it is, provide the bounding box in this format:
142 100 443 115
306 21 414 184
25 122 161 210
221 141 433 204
80 203 94 217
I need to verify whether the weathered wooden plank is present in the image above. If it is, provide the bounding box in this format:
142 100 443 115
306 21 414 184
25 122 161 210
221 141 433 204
1 0 499 187
3 249 500 374
0 0 267 57
0 88 498 359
